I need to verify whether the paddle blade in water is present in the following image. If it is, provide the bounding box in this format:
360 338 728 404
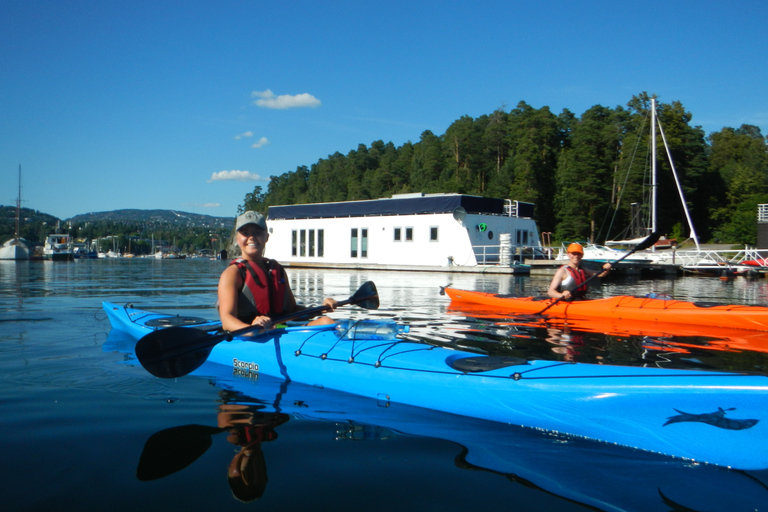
136 424 223 480
135 327 217 378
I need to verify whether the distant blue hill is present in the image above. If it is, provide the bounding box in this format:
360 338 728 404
67 209 234 228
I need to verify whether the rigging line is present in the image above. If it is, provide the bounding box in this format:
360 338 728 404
603 115 648 241
656 114 700 249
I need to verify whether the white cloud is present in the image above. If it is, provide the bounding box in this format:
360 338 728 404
207 170 263 183
252 89 321 109
234 131 253 140
251 136 270 148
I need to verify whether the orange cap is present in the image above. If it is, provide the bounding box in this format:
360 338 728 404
567 242 584 254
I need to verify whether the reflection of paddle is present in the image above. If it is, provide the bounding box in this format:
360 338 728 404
135 281 379 379
137 424 224 481
536 232 661 316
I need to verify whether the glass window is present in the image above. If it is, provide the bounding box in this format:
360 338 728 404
430 226 438 241
318 229 324 257
361 228 368 258
291 230 297 256
394 227 401 242
350 228 358 258
309 230 315 257
405 227 413 241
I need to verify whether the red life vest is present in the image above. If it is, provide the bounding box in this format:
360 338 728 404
563 265 589 298
230 258 287 318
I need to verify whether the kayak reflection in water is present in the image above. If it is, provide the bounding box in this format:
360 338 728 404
218 403 289 502
547 242 611 301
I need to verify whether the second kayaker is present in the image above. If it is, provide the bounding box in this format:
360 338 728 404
547 242 611 301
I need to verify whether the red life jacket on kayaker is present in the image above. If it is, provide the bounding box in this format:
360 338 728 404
560 265 589 299
230 258 287 321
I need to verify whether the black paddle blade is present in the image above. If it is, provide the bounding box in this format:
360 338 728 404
136 424 223 481
350 281 379 310
135 327 216 378
633 231 662 252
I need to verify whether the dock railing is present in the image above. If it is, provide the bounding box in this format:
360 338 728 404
472 243 546 266
550 242 768 273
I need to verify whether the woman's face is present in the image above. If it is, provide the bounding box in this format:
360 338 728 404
567 251 583 265
237 225 268 258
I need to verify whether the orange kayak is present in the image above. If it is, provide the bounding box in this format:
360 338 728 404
444 287 768 332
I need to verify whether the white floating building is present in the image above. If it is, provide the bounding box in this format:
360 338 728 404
264 193 543 273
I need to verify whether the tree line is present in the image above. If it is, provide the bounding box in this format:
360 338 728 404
241 92 768 246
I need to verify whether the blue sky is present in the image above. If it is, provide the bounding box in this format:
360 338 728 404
2 0 766 220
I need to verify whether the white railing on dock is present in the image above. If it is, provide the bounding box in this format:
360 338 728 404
473 242 545 266
758 204 768 223
549 242 768 272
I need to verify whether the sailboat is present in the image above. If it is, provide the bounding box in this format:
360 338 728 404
598 99 708 265
0 165 30 260
602 99 759 276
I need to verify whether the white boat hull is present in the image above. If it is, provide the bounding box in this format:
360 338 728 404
0 239 29 260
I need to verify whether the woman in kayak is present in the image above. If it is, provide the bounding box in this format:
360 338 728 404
547 242 611 301
217 210 337 332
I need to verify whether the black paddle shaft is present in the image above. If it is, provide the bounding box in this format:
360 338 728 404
135 281 379 378
536 232 661 315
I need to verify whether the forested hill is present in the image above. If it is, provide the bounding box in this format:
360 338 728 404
240 93 768 246
68 209 232 228
0 206 233 251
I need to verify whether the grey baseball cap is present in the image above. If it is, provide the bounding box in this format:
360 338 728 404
235 211 267 231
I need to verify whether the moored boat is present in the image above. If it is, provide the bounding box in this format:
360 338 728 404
0 238 29 260
103 301 768 469
1 165 30 260
43 233 74 261
444 286 768 332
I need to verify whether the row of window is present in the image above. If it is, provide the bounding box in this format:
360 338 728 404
393 226 439 242
291 229 325 257
290 227 535 259
290 227 438 259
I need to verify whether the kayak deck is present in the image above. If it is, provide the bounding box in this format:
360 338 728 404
444 287 768 331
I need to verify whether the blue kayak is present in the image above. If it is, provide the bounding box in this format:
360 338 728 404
103 328 768 510
103 301 768 470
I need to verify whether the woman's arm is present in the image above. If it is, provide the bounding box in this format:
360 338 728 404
547 268 569 299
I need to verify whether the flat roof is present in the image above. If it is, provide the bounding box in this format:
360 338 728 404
269 194 534 220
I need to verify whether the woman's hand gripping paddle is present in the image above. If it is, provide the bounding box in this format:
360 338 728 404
135 281 379 379
535 232 661 315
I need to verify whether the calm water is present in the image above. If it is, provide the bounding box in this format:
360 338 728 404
2 259 768 511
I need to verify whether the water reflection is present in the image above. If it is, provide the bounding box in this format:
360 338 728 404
438 305 768 374
131 359 768 510
8 259 768 510
136 402 288 502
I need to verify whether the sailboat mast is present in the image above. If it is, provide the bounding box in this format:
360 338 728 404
651 99 657 238
651 98 701 250
15 164 22 238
